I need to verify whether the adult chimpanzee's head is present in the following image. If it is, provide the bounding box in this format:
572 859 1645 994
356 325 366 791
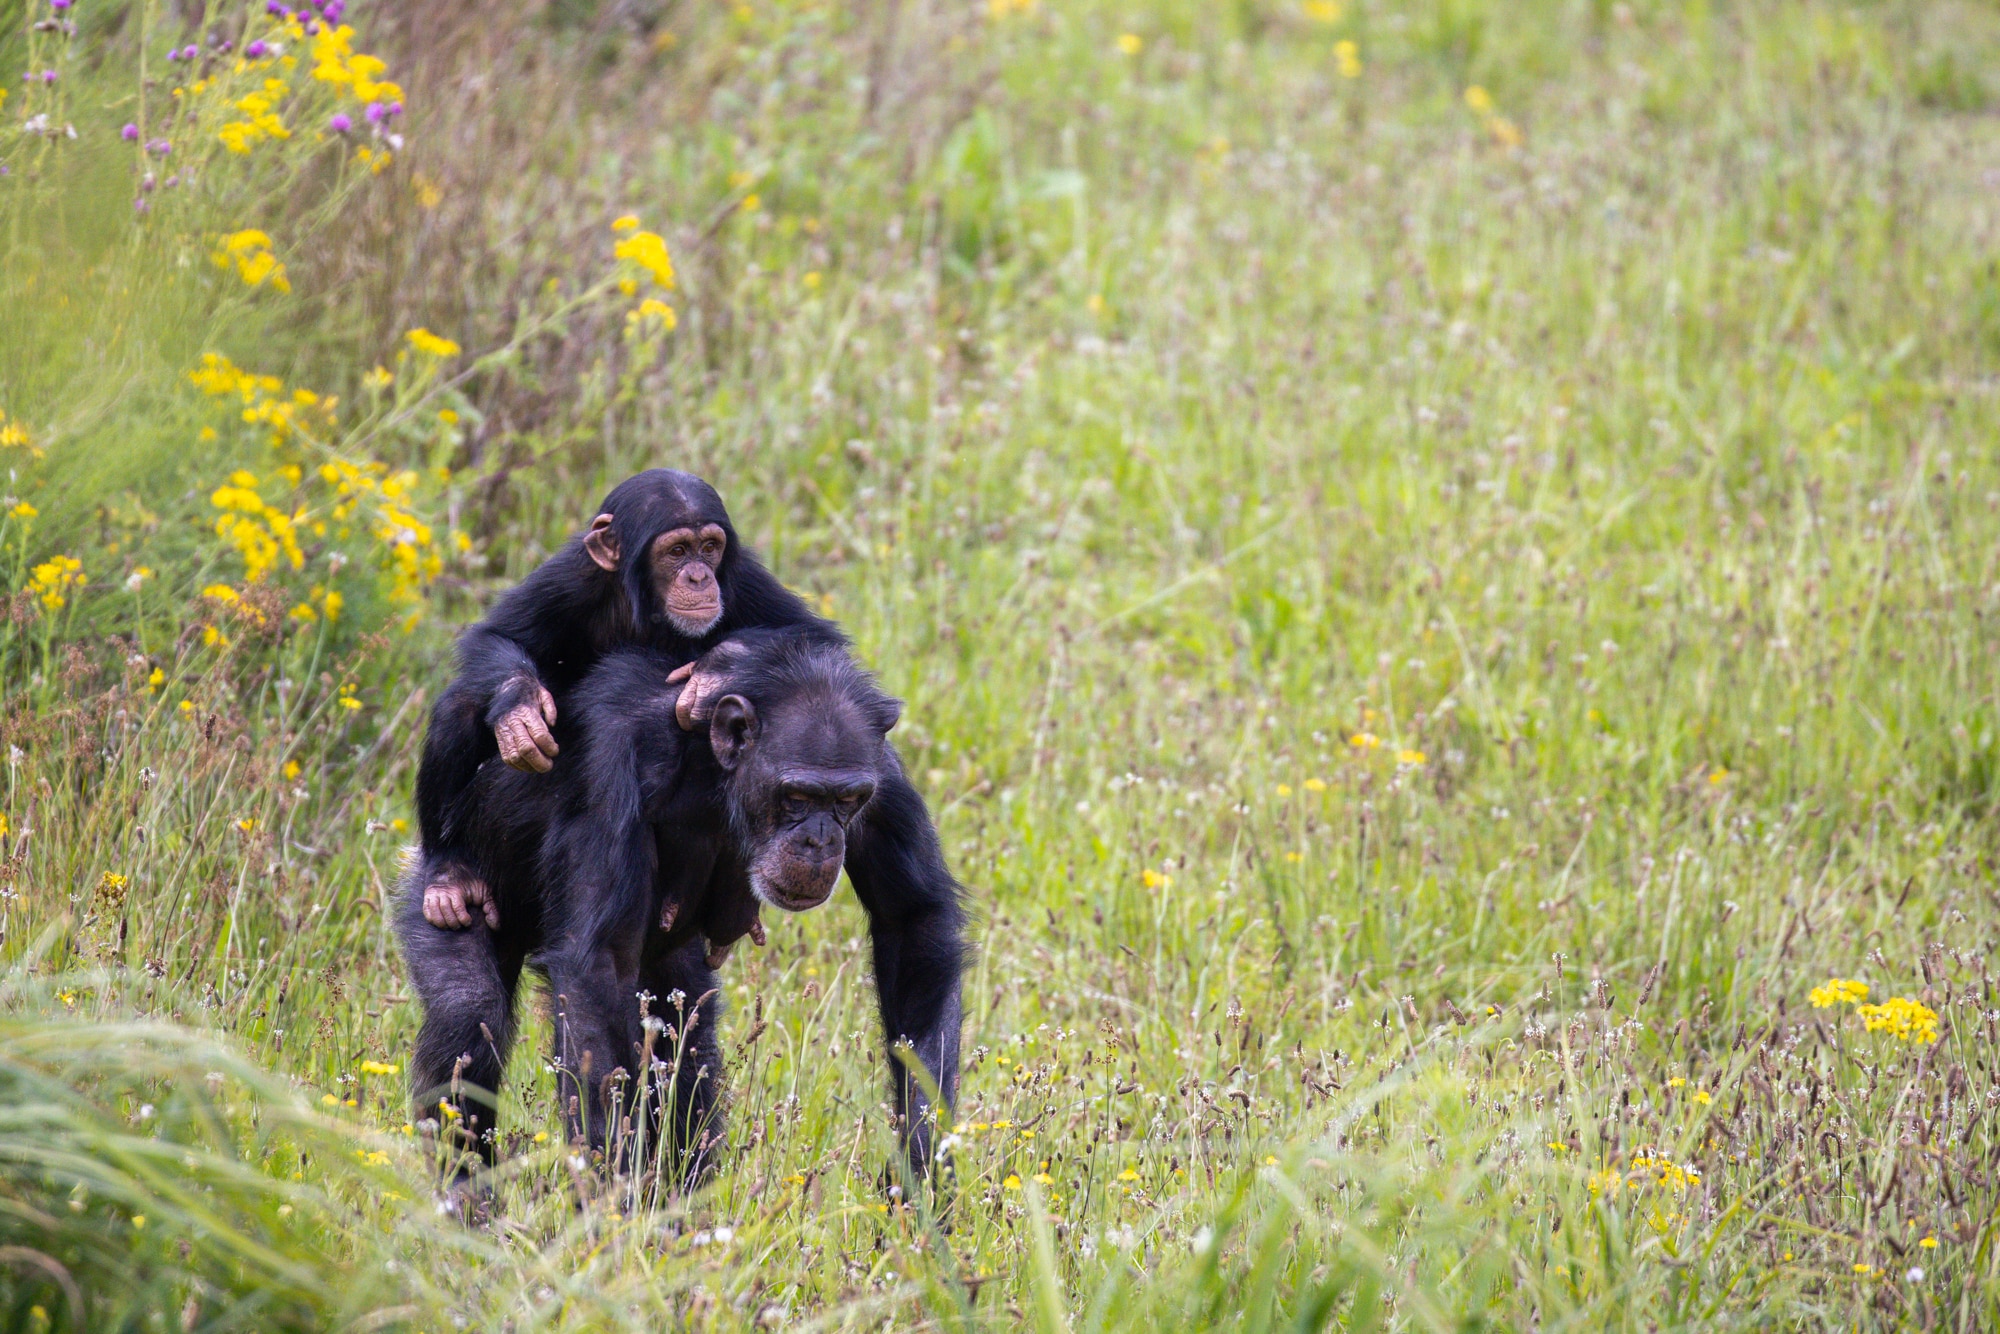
582 469 738 637
703 640 902 913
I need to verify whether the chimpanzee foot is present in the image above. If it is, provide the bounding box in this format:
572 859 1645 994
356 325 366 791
660 900 679 932
704 937 733 969
423 866 499 931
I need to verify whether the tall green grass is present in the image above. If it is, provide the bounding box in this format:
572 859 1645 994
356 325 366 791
5 0 2000 1327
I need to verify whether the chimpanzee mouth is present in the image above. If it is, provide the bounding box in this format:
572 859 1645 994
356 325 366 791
750 866 839 913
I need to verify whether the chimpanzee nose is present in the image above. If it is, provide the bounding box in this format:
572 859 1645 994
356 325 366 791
803 815 839 856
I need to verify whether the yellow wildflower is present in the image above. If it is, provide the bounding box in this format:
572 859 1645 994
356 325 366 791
28 555 85 610
360 1060 399 1076
1463 85 1493 115
1334 39 1362 78
611 214 640 232
211 230 290 293
1116 32 1142 54
8 502 37 520
626 298 678 333
613 230 676 290
1140 868 1171 890
1302 0 1340 22
1396 749 1427 766
0 408 41 457
1303 777 1327 792
1003 1174 1022 1190
1809 978 1869 1009
405 328 461 359
1275 783 1293 797
1856 997 1940 1045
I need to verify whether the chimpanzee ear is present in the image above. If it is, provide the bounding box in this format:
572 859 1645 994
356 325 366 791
708 695 758 769
583 513 620 572
878 696 904 734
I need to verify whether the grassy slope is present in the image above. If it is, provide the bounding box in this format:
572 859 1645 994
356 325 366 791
6 0 2000 1328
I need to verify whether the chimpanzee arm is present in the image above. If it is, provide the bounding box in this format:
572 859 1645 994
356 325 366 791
415 547 618 856
843 757 966 1174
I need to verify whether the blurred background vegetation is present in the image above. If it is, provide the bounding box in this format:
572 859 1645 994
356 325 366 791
4 0 2000 1328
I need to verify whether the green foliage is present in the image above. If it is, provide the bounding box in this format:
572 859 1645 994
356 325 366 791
4 0 2000 1328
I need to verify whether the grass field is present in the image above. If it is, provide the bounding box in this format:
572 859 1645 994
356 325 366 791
5 0 2000 1327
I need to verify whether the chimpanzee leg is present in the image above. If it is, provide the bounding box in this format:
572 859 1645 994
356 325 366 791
397 880 523 1175
844 768 967 1178
545 948 642 1159
636 943 725 1192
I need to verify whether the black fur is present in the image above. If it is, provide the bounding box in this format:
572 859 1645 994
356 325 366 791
414 470 843 870
395 636 965 1189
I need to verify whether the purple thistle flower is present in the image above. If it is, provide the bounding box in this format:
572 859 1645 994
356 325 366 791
147 139 171 156
364 101 387 124
41 69 56 83
329 112 352 133
218 39 232 53
50 0 72 10
245 39 268 57
181 45 198 60
265 0 288 15
121 122 139 140
387 101 403 118
165 47 179 61
322 0 344 18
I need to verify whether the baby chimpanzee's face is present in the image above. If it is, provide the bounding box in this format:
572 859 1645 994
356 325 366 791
649 524 727 636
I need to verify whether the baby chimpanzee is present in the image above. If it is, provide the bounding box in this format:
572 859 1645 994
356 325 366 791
413 470 842 932
397 633 964 1191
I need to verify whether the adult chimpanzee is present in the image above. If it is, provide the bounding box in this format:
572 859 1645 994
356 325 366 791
413 470 843 932
396 633 965 1190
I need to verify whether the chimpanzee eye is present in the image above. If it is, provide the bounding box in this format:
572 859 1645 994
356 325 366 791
784 794 811 817
668 543 688 559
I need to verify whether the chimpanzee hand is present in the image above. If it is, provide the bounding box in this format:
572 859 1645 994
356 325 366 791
667 638 760 730
423 868 500 930
495 684 559 772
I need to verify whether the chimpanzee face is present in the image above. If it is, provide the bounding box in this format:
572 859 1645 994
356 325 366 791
709 692 882 912
582 511 728 636
648 525 727 636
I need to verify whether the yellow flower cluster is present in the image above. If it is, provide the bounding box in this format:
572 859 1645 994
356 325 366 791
625 298 678 335
308 25 404 108
319 460 441 627
212 470 305 582
28 555 85 611
211 230 291 293
0 408 40 458
218 80 293 155
1809 977 1869 1008
1334 39 1362 78
987 0 1036 16
613 227 676 292
1856 997 1940 1045
190 354 337 449
1590 1154 1701 1198
405 328 460 359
